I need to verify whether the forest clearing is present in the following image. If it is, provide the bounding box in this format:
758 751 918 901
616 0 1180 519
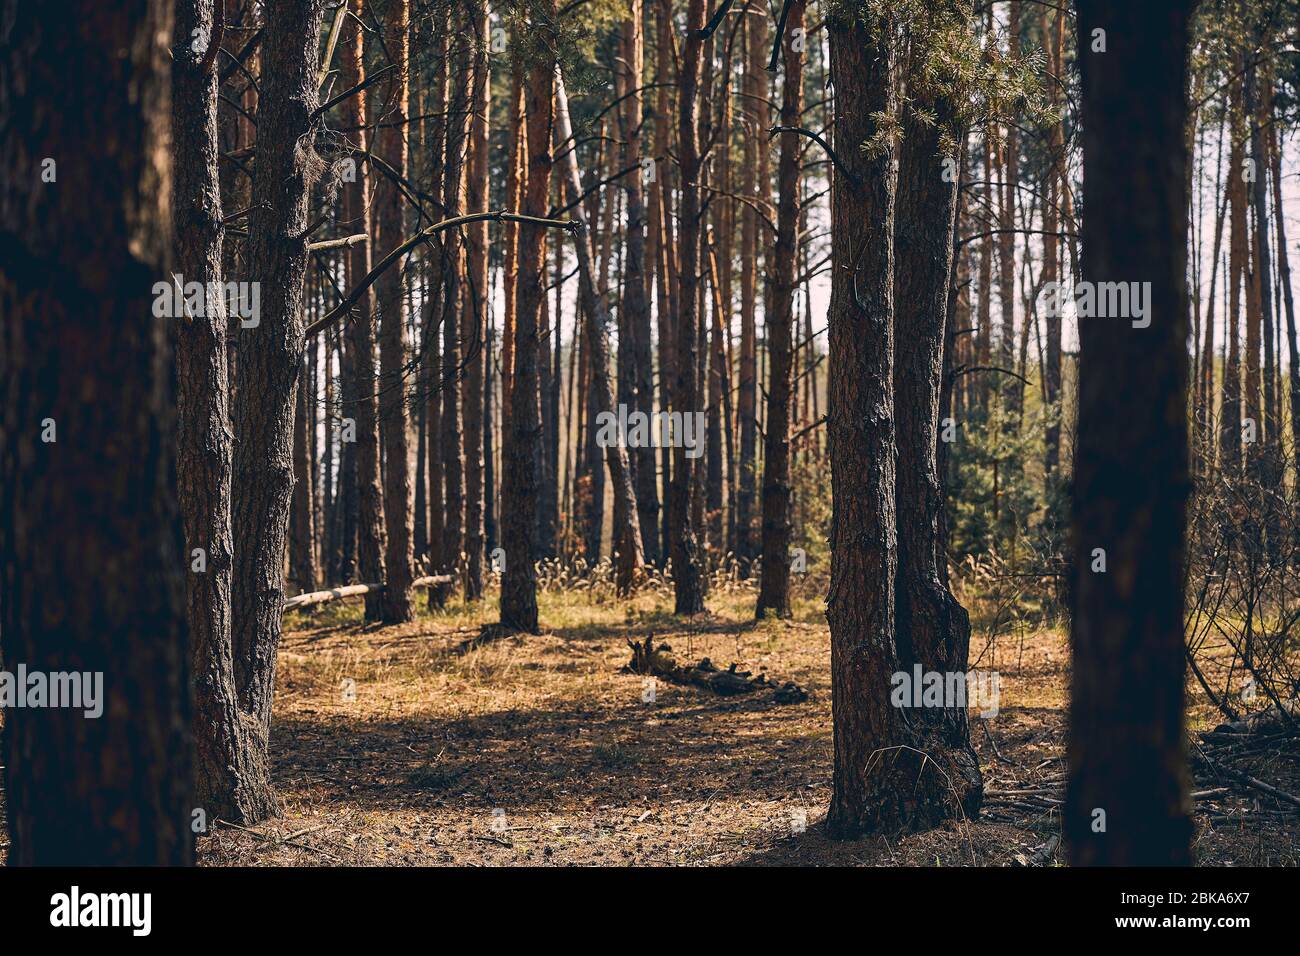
173 579 1299 867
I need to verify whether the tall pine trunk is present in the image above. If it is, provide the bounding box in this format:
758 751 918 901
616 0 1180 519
228 0 325 817
1065 0 1194 867
0 0 193 863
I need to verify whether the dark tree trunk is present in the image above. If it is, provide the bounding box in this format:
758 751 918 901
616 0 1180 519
756 0 804 620
171 0 270 826
891 42 982 816
375 0 415 623
669 0 708 615
228 0 325 818
499 6 557 633
1065 0 1194 867
825 2 958 838
0 0 193 863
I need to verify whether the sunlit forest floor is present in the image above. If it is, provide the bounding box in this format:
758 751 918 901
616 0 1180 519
0 581 1295 865
173 581 1300 867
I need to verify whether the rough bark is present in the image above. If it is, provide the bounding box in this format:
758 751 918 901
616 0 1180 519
228 0 325 817
0 0 193 862
891 47 982 816
826 1 957 838
171 0 271 826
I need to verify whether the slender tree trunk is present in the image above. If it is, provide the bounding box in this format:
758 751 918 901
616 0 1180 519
502 70 526 408
620 0 661 566
440 13 469 597
1221 55 1246 473
500 4 557 632
756 0 804 620
340 1 387 622
1065 0 1194 867
669 0 708 614
1269 102 1300 485
460 0 490 600
291 357 318 593
373 0 415 622
555 76 646 591
0 0 192 863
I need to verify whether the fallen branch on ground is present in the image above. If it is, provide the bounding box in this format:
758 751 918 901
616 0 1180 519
623 635 808 703
282 575 451 613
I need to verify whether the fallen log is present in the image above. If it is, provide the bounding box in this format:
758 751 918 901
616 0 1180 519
282 575 451 613
623 635 808 704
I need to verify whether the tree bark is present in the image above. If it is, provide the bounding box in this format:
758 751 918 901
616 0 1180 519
1065 0 1194 867
669 0 708 615
0 0 193 862
756 0 804 620
826 1 956 838
554 77 647 593
891 18 982 817
462 0 490 600
228 0 326 818
374 0 415 623
340 0 387 622
619 0 661 567
500 2 557 633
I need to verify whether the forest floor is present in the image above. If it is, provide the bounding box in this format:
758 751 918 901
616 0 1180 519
2 578 1297 866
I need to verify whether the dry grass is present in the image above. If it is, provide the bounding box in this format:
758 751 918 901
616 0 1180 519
185 581 1300 867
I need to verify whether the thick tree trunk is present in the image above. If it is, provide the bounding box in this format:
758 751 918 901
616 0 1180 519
1065 0 1194 866
500 5 557 632
171 0 270 826
0 0 192 864
374 0 415 623
227 0 325 819
755 0 804 620
826 2 959 838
